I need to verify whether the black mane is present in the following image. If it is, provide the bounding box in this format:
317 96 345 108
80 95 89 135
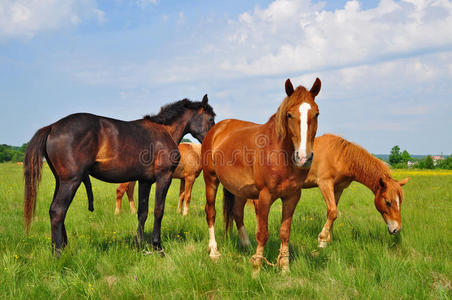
144 98 215 125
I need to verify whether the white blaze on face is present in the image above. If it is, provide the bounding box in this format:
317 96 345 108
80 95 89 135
296 102 312 163
395 195 400 210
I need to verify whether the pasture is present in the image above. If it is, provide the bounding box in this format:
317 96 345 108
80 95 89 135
0 163 451 299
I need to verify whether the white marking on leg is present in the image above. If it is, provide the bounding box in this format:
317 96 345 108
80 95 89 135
238 226 251 247
296 103 311 164
208 226 217 250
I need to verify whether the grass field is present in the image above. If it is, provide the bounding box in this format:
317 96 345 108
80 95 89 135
0 163 451 299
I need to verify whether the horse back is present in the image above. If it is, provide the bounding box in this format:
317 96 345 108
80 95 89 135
303 134 353 188
45 113 178 182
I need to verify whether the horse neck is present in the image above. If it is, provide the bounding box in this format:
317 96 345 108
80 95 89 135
162 111 192 143
347 154 389 194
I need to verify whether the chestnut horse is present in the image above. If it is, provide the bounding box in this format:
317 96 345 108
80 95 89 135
243 134 409 248
115 142 202 216
24 96 215 253
202 78 321 275
302 134 409 247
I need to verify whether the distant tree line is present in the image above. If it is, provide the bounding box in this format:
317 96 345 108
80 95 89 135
0 144 27 163
388 145 452 169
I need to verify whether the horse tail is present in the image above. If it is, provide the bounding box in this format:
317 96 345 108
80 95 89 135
83 176 94 212
23 125 52 233
223 187 235 234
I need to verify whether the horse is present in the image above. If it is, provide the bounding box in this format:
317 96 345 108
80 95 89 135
202 78 321 275
115 142 202 216
301 134 410 247
243 134 409 248
23 96 215 254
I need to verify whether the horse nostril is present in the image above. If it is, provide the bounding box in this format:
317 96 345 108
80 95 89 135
392 228 398 234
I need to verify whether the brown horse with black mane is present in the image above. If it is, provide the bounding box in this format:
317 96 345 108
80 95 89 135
202 78 321 275
24 96 215 254
115 142 202 216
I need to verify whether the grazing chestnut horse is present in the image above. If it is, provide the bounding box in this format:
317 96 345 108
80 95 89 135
24 96 215 253
244 134 410 248
302 134 410 247
115 142 202 216
202 78 321 274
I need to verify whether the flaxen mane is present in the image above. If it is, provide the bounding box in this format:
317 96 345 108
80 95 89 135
326 134 392 191
144 99 215 125
274 86 310 140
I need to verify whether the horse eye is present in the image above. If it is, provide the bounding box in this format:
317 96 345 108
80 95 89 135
385 200 391 208
315 112 319 118
287 113 293 119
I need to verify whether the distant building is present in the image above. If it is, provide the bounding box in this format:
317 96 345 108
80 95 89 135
432 155 445 166
407 161 418 168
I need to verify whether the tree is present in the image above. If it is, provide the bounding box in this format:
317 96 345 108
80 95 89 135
180 138 192 143
425 155 434 169
401 150 411 163
389 145 402 165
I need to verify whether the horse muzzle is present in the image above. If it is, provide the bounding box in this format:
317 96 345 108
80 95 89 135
294 152 313 168
387 220 401 234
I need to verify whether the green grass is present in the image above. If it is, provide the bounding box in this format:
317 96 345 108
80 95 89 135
0 163 451 299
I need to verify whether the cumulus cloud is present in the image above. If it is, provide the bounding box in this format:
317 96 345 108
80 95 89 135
136 0 159 9
221 0 452 76
0 0 104 39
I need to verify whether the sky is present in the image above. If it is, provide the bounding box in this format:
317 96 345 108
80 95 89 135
0 0 451 155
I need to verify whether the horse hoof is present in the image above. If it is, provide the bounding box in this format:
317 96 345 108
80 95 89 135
208 248 221 260
114 210 120 215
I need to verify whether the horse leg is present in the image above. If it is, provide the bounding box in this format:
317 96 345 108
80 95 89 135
177 179 185 214
136 181 152 248
115 183 127 215
151 173 173 252
252 189 271 277
233 197 250 247
83 176 94 212
318 181 338 248
204 173 220 259
327 186 346 242
182 176 195 216
49 178 81 254
127 181 137 214
278 190 301 273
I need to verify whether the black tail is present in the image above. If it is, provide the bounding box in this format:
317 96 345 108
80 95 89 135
23 125 52 233
83 176 94 212
223 187 235 234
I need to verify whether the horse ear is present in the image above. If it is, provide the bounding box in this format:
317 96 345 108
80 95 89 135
379 178 386 189
285 79 294 97
310 77 321 97
202 94 208 105
398 177 410 186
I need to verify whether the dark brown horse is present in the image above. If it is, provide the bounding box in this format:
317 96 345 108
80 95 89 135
202 78 321 275
24 96 215 253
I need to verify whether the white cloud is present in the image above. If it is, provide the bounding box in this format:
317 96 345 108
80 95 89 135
178 12 186 25
221 0 452 75
137 0 159 9
0 0 102 39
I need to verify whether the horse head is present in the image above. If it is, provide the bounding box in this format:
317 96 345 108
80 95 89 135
374 177 410 234
188 94 216 143
275 78 321 168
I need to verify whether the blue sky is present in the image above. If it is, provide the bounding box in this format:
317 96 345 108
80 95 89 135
1 0 451 154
